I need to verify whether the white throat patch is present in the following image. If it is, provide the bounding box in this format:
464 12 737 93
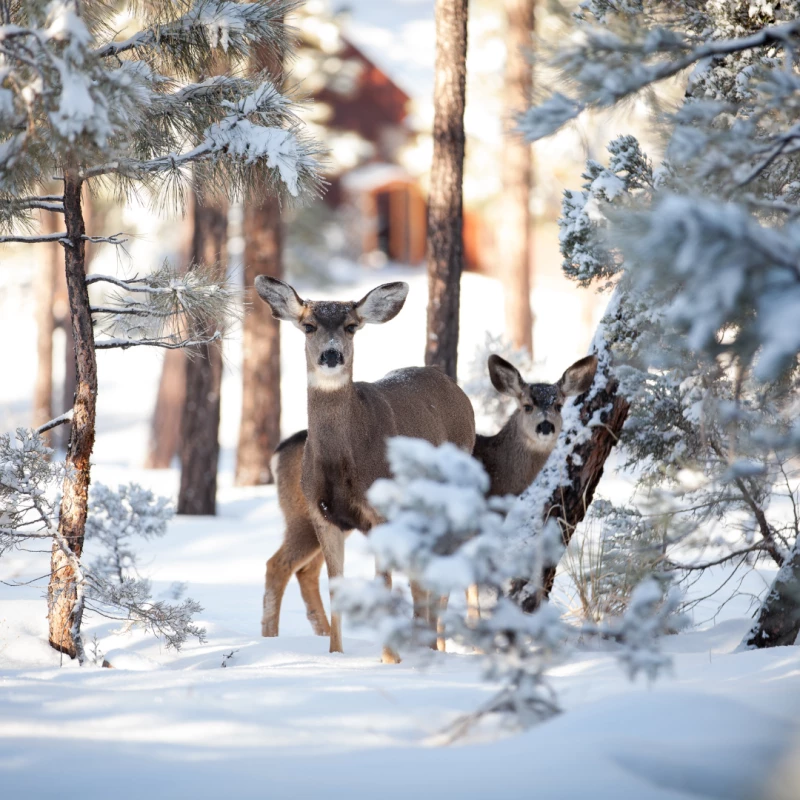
308 365 350 392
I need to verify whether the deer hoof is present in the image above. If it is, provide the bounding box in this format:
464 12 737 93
381 647 402 664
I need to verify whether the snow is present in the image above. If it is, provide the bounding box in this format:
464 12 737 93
206 119 301 196
1 265 799 798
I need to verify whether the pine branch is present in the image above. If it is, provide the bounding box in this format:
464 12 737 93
94 331 222 351
524 18 800 141
90 306 174 317
0 232 68 244
37 410 74 435
85 274 182 293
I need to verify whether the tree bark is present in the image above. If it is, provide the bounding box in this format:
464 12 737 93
499 0 535 355
425 0 469 380
177 191 227 515
55 187 99 450
33 210 60 441
235 36 284 486
236 196 282 485
742 540 800 649
56 283 77 450
48 171 95 660
510 363 630 613
145 349 186 469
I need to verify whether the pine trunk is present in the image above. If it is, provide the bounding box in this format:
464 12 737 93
510 363 630 612
47 171 95 660
177 192 227 515
742 541 800 649
425 0 469 380
145 349 186 469
33 210 60 440
145 210 194 470
499 0 534 356
236 196 282 485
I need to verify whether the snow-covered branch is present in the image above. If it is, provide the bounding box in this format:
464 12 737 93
94 331 222 351
0 232 68 244
1 428 205 655
521 18 800 141
36 409 74 435
336 437 680 733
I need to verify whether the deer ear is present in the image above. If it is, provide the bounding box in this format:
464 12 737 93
355 282 409 324
255 276 305 323
558 355 598 396
488 355 525 399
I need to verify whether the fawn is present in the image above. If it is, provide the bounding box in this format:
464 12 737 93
473 353 598 496
255 276 475 662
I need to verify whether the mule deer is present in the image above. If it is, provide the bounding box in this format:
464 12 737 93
263 351 598 641
473 354 598 497
255 276 475 661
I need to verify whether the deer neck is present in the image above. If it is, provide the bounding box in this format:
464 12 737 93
306 381 359 449
487 411 553 494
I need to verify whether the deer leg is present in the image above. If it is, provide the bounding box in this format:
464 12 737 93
313 515 346 654
436 594 449 652
262 520 322 638
296 551 330 636
377 568 402 664
410 581 439 652
466 584 480 622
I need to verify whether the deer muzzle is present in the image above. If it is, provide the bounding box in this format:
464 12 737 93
319 349 344 368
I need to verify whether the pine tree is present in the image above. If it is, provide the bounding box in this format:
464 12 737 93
516 2 800 635
498 0 535 356
236 34 285 488
425 0 469 380
0 0 319 658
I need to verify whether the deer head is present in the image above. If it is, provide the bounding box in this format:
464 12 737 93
488 354 598 451
254 276 409 391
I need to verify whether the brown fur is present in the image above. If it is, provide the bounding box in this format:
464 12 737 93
256 277 475 661
475 354 599 497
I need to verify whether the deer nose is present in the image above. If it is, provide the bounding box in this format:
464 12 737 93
319 349 344 368
536 421 555 436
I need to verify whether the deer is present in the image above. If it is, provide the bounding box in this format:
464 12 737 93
255 276 476 663
262 349 598 643
473 353 598 497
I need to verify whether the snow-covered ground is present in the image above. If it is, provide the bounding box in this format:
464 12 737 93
1 264 799 799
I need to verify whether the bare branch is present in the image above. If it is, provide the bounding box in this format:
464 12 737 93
94 331 222 350
0 232 68 244
90 306 174 317
85 274 179 294
36 410 74 435
667 545 766 571
83 233 128 245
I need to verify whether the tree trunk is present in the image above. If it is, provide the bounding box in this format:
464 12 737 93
425 0 469 380
235 37 284 486
499 0 535 355
145 349 186 469
55 187 98 450
510 347 630 612
33 210 60 441
177 192 227 515
48 171 95 660
145 209 194 469
236 196 282 485
741 540 800 649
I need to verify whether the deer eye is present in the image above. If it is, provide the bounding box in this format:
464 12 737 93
345 324 358 335
523 404 534 413
555 403 563 413
303 323 316 334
